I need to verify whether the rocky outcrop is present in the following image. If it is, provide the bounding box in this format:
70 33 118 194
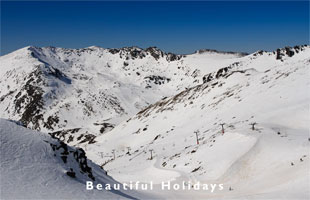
47 139 96 180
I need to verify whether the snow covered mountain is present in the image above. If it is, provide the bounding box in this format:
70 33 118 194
84 45 310 199
0 45 245 146
0 118 147 199
0 44 309 199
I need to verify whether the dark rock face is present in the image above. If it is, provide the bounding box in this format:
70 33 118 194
73 148 95 180
285 47 295 57
275 45 308 60
50 128 79 142
14 67 45 130
44 115 60 131
79 134 96 144
66 169 76 178
203 65 232 84
93 122 114 134
130 48 145 59
46 139 96 181
113 47 147 60
202 62 244 84
144 75 171 88
123 62 129 66
145 47 164 60
166 53 182 62
276 48 284 60
202 74 213 84
108 48 120 54
107 46 182 61
253 50 266 57
215 67 230 79
49 128 97 144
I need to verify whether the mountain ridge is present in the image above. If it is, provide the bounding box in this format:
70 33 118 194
0 44 308 147
0 44 309 199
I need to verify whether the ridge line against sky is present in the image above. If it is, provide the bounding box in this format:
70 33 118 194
1 1 309 55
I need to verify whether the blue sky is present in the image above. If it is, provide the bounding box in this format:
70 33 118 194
1 1 309 55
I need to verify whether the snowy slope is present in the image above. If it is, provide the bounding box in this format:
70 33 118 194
0 118 148 199
85 45 310 199
0 44 309 199
0 46 244 146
